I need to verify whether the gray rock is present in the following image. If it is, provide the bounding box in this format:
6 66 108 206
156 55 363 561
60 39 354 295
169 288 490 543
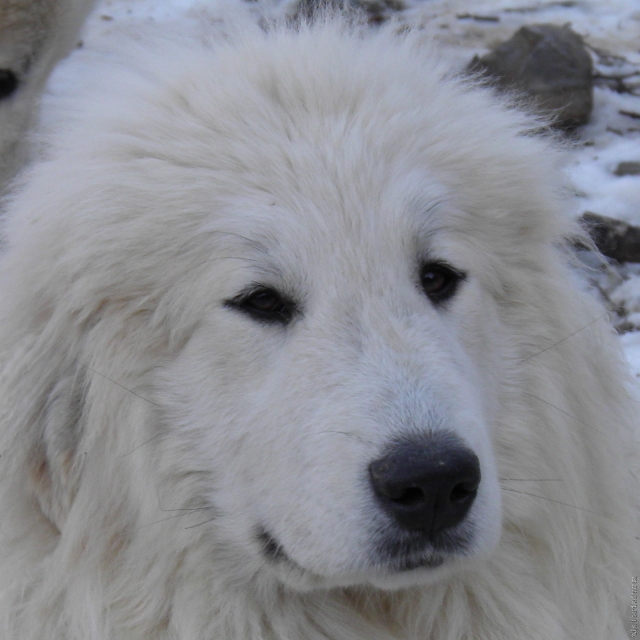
580 212 640 263
614 161 640 177
468 24 593 130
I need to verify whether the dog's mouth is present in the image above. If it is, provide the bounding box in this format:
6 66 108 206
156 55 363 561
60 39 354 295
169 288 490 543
256 527 291 565
256 527 447 579
390 553 445 572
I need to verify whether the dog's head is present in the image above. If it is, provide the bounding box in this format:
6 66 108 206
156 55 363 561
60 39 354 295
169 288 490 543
2 21 572 594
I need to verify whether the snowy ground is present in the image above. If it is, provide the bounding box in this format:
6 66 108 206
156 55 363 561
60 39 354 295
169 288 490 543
73 0 640 372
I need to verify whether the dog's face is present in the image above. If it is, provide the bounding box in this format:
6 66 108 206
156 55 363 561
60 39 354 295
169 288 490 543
156 156 505 591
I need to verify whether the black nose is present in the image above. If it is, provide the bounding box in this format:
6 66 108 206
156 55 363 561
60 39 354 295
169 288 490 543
369 433 481 536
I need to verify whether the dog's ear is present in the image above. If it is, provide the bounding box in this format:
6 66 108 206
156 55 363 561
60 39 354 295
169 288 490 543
29 364 85 529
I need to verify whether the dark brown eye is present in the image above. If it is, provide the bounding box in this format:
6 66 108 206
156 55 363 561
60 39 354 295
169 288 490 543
225 286 295 324
0 70 18 100
420 263 464 303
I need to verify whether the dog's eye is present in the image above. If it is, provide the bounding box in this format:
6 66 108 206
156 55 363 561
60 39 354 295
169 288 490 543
420 263 464 303
0 70 19 100
226 287 295 324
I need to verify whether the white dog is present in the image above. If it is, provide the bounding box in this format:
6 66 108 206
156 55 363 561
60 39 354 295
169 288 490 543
0 16 637 640
0 0 95 191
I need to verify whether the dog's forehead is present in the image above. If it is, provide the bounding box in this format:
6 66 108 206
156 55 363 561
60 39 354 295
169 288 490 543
197 90 455 265
210 172 452 278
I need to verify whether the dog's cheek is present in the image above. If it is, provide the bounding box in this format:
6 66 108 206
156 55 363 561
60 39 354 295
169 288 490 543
29 367 85 530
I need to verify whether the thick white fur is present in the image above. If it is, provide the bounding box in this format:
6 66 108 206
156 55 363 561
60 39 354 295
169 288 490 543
0 0 96 191
0 16 637 640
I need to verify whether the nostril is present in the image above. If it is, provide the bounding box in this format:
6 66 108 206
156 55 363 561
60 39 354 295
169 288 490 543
449 482 477 504
391 486 425 507
0 70 18 100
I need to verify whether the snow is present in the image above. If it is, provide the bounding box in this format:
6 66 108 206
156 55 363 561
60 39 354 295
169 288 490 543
72 0 640 372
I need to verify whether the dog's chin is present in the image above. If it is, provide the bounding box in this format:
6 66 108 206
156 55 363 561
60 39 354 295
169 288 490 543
266 553 465 593
257 531 471 593
363 556 462 591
